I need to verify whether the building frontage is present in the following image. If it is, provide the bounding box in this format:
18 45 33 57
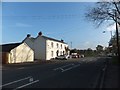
0 42 34 64
23 32 70 60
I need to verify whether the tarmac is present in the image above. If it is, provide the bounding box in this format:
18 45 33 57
102 58 119 88
0 57 120 88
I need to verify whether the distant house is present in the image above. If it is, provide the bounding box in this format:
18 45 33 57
0 42 34 64
23 32 70 60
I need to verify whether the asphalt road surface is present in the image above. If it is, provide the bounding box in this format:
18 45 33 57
1 57 108 89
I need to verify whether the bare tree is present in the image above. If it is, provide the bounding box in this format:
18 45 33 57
86 0 120 58
85 0 120 27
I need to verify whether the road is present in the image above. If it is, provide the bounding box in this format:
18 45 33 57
1 57 108 89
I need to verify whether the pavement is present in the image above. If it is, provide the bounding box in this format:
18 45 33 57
1 58 83 69
1 60 56 69
102 58 119 88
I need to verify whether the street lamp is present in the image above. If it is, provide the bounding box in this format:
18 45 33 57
103 30 113 55
102 30 113 39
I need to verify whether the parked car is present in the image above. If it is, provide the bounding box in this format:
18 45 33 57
55 55 68 60
80 54 84 58
107 53 112 57
72 55 78 58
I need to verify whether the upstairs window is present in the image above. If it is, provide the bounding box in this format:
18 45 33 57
57 43 59 48
51 42 54 48
61 44 62 49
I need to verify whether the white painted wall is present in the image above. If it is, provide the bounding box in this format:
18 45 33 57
34 36 46 60
23 35 69 60
8 43 34 63
46 40 69 60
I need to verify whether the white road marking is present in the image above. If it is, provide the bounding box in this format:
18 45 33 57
0 76 32 88
59 68 64 71
53 63 74 71
62 64 80 72
13 80 39 90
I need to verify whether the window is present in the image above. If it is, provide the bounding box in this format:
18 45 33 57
61 44 62 49
51 42 53 48
57 43 59 48
63 51 65 55
51 51 54 57
64 45 66 49
60 51 62 55
56 50 59 56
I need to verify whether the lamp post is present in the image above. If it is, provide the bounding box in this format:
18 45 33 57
103 30 113 55
102 30 113 39
70 42 72 49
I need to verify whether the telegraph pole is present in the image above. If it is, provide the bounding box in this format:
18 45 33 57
70 42 72 49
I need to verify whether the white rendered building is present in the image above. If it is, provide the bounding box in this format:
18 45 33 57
23 32 69 60
1 42 34 64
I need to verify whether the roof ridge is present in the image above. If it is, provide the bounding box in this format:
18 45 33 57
1 42 21 46
42 35 67 44
1 42 22 52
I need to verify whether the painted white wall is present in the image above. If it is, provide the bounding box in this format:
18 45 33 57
23 35 69 60
46 40 68 60
34 36 46 60
8 43 34 63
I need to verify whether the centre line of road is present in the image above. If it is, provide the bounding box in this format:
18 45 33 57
53 63 74 71
62 64 80 72
0 76 32 88
13 80 39 90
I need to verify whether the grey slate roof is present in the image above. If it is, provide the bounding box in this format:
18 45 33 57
42 36 67 44
22 35 67 44
30 37 35 42
0 43 21 52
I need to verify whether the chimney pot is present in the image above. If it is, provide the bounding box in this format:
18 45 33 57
38 31 42 36
61 39 64 42
27 34 31 37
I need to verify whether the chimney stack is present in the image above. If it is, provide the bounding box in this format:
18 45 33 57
38 31 42 36
61 39 64 42
27 34 31 37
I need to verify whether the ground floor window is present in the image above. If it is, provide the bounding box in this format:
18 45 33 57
51 51 54 57
56 50 59 56
60 51 62 55
63 51 65 55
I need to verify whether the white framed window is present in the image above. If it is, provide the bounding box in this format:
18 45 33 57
63 51 65 55
64 45 66 49
57 43 59 48
61 44 62 49
60 51 62 55
51 42 54 48
51 51 54 57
